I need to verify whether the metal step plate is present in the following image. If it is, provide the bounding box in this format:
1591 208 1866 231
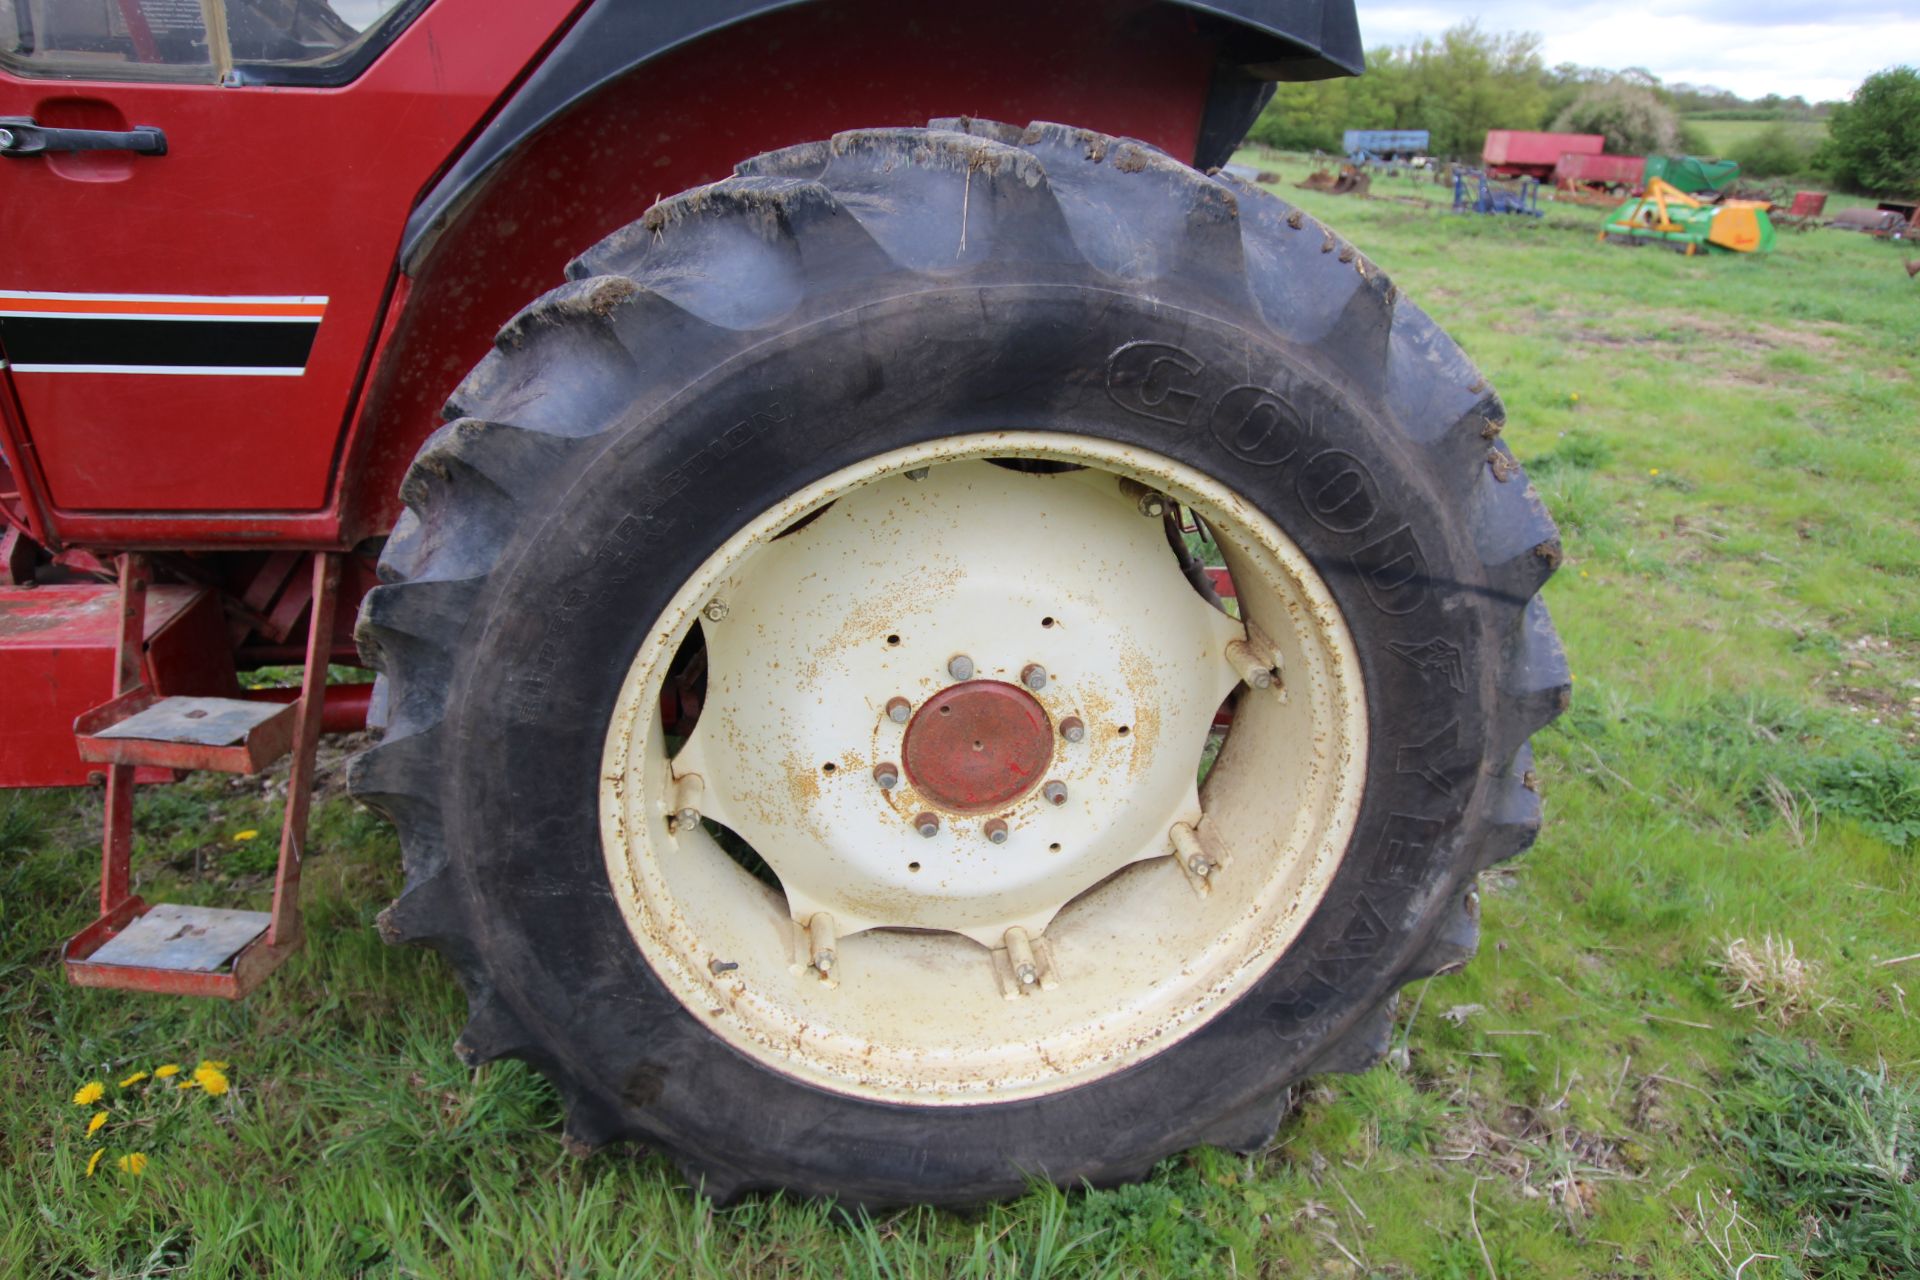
92 696 285 747
84 903 270 973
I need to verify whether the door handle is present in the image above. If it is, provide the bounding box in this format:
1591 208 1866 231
0 117 167 158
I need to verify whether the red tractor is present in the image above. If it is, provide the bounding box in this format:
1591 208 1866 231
0 0 1566 1205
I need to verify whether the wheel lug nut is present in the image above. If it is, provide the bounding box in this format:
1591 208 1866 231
1042 780 1068 806
914 812 940 837
886 696 911 724
1119 476 1170 518
984 818 1009 844
1059 715 1085 743
948 654 974 681
1021 663 1048 691
674 806 701 832
702 599 729 622
873 762 900 790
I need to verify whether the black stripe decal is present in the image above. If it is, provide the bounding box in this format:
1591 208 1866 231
0 316 320 369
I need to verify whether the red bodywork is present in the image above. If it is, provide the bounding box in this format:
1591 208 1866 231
1483 129 1604 181
0 0 1240 788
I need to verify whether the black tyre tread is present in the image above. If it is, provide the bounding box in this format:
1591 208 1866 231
353 118 1567 1201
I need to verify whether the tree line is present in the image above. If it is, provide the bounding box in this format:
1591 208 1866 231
1245 23 1915 195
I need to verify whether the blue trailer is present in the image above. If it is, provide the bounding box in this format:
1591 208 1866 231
1344 129 1430 162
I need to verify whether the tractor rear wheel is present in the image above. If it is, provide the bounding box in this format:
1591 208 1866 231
351 120 1567 1206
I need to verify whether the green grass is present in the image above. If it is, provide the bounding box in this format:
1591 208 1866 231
4 153 1919 1276
1686 117 1828 157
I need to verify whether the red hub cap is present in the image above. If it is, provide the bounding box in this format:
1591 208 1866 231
902 680 1054 814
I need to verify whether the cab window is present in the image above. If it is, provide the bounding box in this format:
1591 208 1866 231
1 0 422 83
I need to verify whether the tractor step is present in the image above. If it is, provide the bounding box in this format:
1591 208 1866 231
65 899 299 999
76 691 297 773
63 552 340 998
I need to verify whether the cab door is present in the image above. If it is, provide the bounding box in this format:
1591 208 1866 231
0 0 570 526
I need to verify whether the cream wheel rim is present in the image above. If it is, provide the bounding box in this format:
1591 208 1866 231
600 434 1367 1103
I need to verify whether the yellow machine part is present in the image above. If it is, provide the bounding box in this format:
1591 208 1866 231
1709 206 1763 253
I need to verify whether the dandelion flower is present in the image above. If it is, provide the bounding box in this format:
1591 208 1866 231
177 1079 198 1091
72 1082 104 1106
192 1064 231 1097
197 1059 231 1072
118 1071 148 1088
85 1149 104 1178
116 1153 148 1175
1649 468 1661 476
152 1064 181 1080
233 829 259 842
87 1111 108 1136
1569 392 1581 402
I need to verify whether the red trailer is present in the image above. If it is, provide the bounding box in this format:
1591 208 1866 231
1553 151 1645 191
1483 129 1604 180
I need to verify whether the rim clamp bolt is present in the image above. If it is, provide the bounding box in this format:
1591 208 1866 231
1021 663 1048 691
886 696 911 724
948 654 974 681
873 762 900 790
915 812 940 838
1042 780 1068 806
984 818 1009 844
1059 715 1085 743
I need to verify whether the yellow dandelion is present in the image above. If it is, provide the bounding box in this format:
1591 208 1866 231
1649 468 1661 476
85 1149 104 1178
72 1081 104 1106
197 1059 231 1072
1569 392 1581 402
116 1152 148 1175
117 1071 148 1088
177 1079 198 1091
152 1064 181 1080
192 1064 231 1097
233 829 260 842
87 1111 109 1137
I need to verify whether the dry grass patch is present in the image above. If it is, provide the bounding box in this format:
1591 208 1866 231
1711 935 1838 1027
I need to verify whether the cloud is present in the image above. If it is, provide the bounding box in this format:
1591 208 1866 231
1357 2 1915 100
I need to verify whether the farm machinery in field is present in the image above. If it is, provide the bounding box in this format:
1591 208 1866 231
1601 179 1777 255
0 0 1566 1206
1452 168 1543 217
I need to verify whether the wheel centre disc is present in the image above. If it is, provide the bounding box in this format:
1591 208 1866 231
903 680 1052 814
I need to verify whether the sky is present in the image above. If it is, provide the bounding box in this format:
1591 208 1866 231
1358 2 1919 102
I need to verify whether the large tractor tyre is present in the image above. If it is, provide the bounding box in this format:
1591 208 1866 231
350 120 1567 1207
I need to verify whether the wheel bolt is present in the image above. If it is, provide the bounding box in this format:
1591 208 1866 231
915 812 940 837
886 696 911 724
948 654 974 681
873 762 900 790
1021 663 1048 691
703 599 730 622
906 467 930 481
674 806 701 832
984 818 1009 844
1188 854 1214 878
1042 780 1068 806
1118 476 1168 518
1059 715 1085 743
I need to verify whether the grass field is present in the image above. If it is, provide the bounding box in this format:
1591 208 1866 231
1685 117 1828 157
5 155 1919 1277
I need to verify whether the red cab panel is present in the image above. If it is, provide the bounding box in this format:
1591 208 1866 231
0 0 575 519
